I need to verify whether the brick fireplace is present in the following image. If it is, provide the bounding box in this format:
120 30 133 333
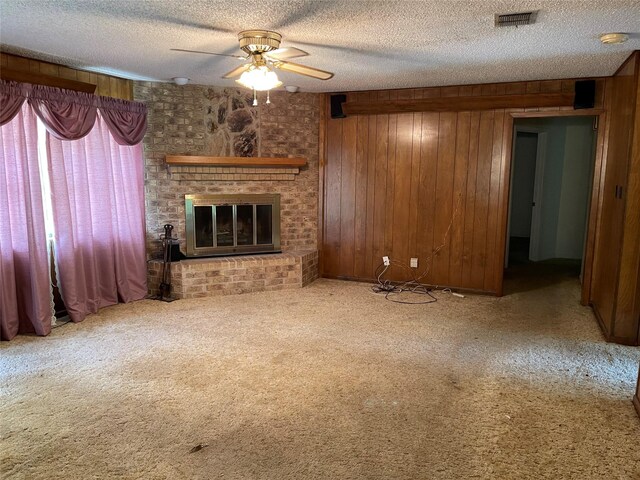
134 83 320 297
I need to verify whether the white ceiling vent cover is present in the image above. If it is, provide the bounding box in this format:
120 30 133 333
495 11 537 27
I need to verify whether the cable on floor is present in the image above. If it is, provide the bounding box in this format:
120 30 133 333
371 261 438 304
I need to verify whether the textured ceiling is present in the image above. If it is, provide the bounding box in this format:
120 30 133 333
1 0 639 92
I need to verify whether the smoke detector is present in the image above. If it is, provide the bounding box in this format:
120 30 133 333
172 77 190 86
599 33 629 45
495 11 537 27
285 85 299 93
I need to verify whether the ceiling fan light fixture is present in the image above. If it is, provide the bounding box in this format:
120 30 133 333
238 30 282 54
236 65 283 91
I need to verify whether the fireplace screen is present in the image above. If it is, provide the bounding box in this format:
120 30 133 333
185 194 280 257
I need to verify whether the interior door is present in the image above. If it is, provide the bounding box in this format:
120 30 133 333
529 133 547 261
506 129 540 267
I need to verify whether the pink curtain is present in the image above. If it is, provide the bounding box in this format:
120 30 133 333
99 97 147 146
1 81 147 145
47 114 147 323
29 92 97 141
0 81 27 125
0 104 53 340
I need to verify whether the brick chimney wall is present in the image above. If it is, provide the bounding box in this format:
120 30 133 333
134 83 320 259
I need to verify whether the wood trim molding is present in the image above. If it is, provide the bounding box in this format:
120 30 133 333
494 108 520 295
0 67 97 93
613 50 639 77
510 109 604 118
318 94 328 275
495 109 607 304
582 112 608 306
165 156 307 168
494 109 609 304
342 93 575 115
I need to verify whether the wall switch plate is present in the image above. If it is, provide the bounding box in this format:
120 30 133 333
410 257 418 268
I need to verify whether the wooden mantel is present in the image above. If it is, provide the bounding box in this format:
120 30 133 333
165 156 307 168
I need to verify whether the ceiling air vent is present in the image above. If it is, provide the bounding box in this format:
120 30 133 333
495 11 537 27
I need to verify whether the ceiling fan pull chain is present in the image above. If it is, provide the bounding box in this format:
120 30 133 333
266 90 271 105
252 89 258 106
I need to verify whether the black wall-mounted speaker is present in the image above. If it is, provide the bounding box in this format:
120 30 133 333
330 94 347 118
574 80 596 110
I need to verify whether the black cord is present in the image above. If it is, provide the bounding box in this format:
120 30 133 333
370 194 466 304
371 262 438 305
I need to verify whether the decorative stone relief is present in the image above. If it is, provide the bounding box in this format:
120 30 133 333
203 88 258 157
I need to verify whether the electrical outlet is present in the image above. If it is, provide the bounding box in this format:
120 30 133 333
410 257 418 268
383 256 390 266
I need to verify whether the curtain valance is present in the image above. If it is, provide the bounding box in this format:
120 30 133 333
0 80 147 145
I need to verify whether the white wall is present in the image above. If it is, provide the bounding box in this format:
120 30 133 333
556 123 595 258
539 121 566 260
512 117 595 261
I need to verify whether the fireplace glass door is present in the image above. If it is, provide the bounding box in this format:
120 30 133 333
185 194 281 257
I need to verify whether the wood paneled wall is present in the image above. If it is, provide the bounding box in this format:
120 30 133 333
0 52 133 100
590 54 638 342
590 52 640 345
321 79 607 294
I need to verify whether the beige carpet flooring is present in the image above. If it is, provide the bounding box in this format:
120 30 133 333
1 275 639 479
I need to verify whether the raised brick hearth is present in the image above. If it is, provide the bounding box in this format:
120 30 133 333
148 250 318 299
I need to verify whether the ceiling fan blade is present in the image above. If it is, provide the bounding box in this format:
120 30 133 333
274 61 334 80
264 47 309 61
171 48 245 60
287 39 424 64
222 63 251 79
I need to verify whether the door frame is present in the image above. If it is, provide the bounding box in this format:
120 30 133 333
496 108 607 305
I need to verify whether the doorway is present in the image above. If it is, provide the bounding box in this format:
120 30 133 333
504 116 597 293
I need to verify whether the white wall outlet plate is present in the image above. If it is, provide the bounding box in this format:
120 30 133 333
383 256 390 266
410 257 418 268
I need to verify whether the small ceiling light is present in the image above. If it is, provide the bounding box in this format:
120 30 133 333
172 77 190 85
236 65 283 91
599 33 629 45
285 85 299 93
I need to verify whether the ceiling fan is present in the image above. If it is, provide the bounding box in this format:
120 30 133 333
171 30 334 92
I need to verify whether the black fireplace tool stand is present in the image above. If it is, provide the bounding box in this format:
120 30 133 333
151 224 178 302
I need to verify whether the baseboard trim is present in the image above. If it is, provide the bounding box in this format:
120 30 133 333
633 394 640 420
